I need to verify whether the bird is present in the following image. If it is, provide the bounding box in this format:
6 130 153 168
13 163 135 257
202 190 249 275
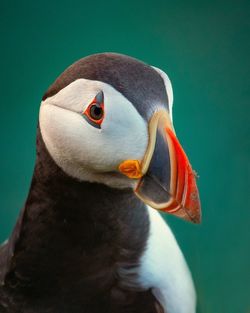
0 53 201 313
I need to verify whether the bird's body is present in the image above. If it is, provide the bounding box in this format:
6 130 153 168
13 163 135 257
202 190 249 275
0 53 200 313
0 136 156 313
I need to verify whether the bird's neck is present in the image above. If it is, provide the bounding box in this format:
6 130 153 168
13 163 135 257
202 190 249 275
3 131 149 299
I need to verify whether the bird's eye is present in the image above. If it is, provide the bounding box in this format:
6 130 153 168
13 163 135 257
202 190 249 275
82 91 105 128
89 104 104 121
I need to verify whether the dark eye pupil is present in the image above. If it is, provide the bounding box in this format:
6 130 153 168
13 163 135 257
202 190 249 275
90 104 103 120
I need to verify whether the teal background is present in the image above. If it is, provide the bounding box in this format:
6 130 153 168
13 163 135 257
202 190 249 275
0 0 249 312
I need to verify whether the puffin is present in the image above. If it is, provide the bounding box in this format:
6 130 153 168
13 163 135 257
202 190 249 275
0 53 201 313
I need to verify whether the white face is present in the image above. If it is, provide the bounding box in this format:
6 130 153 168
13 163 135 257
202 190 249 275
39 79 148 188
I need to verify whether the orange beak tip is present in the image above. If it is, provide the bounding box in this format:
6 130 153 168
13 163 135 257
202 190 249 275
165 127 201 224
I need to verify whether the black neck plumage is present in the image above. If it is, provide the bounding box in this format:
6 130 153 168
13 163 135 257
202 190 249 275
1 128 149 308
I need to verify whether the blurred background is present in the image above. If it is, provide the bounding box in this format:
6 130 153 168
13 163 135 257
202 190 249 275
0 0 249 312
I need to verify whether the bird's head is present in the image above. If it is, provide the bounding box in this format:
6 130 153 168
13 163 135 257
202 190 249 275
39 53 201 223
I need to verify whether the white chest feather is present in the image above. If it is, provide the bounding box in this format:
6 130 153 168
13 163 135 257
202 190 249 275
137 207 196 313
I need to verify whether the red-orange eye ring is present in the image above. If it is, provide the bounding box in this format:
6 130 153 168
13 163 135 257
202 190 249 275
84 102 104 125
82 91 105 128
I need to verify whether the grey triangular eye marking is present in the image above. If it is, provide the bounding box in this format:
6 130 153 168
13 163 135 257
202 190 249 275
95 90 104 106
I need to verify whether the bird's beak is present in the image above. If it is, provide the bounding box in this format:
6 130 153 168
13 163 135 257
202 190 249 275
119 110 201 223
